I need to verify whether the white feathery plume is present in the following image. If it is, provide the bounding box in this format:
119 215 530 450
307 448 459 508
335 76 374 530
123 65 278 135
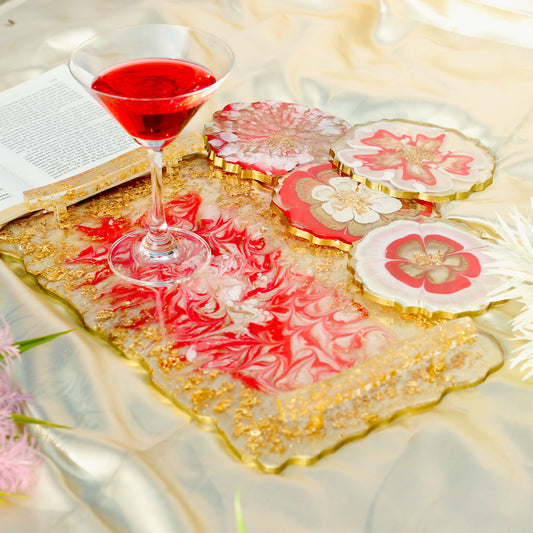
486 199 533 379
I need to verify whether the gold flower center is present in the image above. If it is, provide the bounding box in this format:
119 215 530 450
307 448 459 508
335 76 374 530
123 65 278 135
400 146 438 166
410 250 445 268
265 131 297 149
333 190 369 214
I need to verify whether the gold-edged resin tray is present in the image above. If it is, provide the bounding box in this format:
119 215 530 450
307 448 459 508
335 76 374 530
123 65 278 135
0 152 503 472
331 119 496 203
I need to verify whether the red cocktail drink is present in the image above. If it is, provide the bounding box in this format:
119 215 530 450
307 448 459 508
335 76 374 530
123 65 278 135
91 59 216 146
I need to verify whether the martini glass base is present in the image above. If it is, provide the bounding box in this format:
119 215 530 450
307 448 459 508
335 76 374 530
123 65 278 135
108 227 211 287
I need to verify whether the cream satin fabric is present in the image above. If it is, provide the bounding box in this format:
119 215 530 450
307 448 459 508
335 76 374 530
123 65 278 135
2 1 533 532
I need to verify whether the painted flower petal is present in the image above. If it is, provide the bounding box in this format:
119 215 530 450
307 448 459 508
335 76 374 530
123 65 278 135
350 219 503 317
323 203 355 223
424 267 472 294
353 209 380 224
332 119 495 199
310 184 336 202
386 260 425 288
385 234 426 261
329 176 359 193
365 195 403 214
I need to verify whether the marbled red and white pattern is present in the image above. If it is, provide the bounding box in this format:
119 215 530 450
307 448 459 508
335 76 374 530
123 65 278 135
204 101 350 177
69 193 395 394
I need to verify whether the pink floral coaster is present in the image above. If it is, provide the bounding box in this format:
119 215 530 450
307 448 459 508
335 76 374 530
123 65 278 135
331 119 495 202
204 101 350 185
272 162 438 250
349 219 504 318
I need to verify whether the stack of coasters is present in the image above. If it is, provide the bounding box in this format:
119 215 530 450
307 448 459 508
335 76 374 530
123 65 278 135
330 119 499 317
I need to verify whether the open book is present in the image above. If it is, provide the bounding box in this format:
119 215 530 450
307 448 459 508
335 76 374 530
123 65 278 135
0 65 205 226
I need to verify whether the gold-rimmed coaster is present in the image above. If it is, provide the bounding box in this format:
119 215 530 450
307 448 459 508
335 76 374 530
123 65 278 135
204 101 350 186
331 119 495 203
348 218 505 319
271 161 438 251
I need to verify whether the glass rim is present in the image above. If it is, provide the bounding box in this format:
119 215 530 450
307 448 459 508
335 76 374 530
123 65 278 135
68 23 235 103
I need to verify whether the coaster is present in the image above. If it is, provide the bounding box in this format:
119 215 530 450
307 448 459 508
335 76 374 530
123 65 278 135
349 219 504 318
204 101 350 185
272 162 438 250
331 119 495 202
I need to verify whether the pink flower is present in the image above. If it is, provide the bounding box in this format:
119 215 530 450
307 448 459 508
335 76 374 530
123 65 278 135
0 407 14 442
0 372 32 420
0 319 42 498
0 317 20 372
0 430 42 496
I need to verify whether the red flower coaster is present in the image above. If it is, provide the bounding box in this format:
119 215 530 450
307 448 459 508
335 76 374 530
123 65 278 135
272 162 438 250
331 119 495 202
204 101 350 185
349 219 504 318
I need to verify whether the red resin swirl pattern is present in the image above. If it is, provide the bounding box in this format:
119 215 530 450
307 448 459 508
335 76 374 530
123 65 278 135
68 193 395 394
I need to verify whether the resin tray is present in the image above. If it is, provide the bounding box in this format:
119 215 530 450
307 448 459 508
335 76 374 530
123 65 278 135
0 153 503 472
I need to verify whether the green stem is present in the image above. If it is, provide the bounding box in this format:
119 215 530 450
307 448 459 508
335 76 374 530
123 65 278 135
15 329 75 353
235 488 247 533
12 413 70 429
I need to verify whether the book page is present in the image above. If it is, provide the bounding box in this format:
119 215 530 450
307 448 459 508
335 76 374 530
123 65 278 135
0 163 28 211
0 64 138 189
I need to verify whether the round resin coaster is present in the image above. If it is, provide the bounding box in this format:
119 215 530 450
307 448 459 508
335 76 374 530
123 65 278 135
204 101 350 185
331 119 495 202
349 219 504 318
272 162 438 251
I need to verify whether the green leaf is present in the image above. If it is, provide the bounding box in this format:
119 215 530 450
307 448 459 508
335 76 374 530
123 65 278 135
15 329 74 353
12 413 70 429
234 488 246 533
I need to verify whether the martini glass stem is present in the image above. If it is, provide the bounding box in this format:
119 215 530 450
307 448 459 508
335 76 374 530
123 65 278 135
141 147 176 255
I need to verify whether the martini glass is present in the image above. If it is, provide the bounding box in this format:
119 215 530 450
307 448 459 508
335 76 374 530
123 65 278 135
69 24 234 287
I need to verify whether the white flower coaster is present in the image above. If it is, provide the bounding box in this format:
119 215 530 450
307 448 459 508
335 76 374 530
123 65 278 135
272 161 438 250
